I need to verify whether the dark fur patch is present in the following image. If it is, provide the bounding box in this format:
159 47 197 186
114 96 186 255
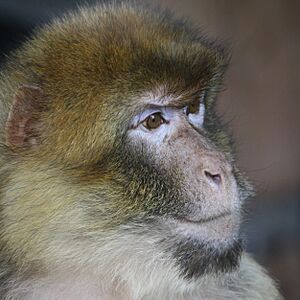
172 238 243 279
117 140 186 218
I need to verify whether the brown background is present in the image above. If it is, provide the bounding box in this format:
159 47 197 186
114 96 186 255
0 0 299 299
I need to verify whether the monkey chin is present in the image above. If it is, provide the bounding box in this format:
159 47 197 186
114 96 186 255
163 213 243 279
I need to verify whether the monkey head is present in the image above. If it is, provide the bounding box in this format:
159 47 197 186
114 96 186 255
2 4 253 282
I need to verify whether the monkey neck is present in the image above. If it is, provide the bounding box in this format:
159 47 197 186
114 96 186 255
10 272 130 300
2 254 281 300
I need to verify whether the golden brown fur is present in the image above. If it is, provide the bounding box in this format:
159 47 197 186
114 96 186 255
0 2 282 299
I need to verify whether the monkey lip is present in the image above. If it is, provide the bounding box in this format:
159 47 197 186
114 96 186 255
167 211 239 241
175 211 232 225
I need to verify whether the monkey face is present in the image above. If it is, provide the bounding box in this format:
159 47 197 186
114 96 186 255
112 88 248 278
1 4 253 282
126 94 239 224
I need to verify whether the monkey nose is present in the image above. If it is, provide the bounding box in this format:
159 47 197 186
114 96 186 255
204 170 222 187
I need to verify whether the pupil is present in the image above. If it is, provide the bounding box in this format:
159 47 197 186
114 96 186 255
147 113 161 129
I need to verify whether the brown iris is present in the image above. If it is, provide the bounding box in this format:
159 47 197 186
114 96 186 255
143 112 164 130
186 98 200 115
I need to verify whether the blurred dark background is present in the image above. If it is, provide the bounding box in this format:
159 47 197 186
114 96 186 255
0 0 299 299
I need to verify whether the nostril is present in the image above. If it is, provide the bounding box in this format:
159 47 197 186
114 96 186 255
204 170 222 186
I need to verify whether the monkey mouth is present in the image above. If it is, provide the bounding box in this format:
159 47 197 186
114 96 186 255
176 211 232 225
165 211 240 242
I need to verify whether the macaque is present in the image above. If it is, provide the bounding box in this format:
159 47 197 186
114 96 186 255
0 3 282 300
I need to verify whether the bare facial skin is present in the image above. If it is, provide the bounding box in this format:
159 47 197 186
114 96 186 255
125 90 243 277
0 3 282 300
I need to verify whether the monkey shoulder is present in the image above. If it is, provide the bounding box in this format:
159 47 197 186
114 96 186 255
138 253 283 300
172 253 284 300
216 253 284 300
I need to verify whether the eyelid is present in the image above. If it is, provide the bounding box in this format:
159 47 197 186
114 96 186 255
139 109 164 123
130 91 207 129
129 108 166 130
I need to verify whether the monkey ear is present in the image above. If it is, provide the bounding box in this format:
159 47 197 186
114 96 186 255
5 85 44 149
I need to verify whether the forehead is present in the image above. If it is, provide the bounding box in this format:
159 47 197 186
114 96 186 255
41 10 224 89
28 5 227 119
139 86 200 108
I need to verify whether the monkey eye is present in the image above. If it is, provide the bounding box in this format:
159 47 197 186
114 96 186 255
186 98 200 115
184 91 206 128
142 112 166 130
